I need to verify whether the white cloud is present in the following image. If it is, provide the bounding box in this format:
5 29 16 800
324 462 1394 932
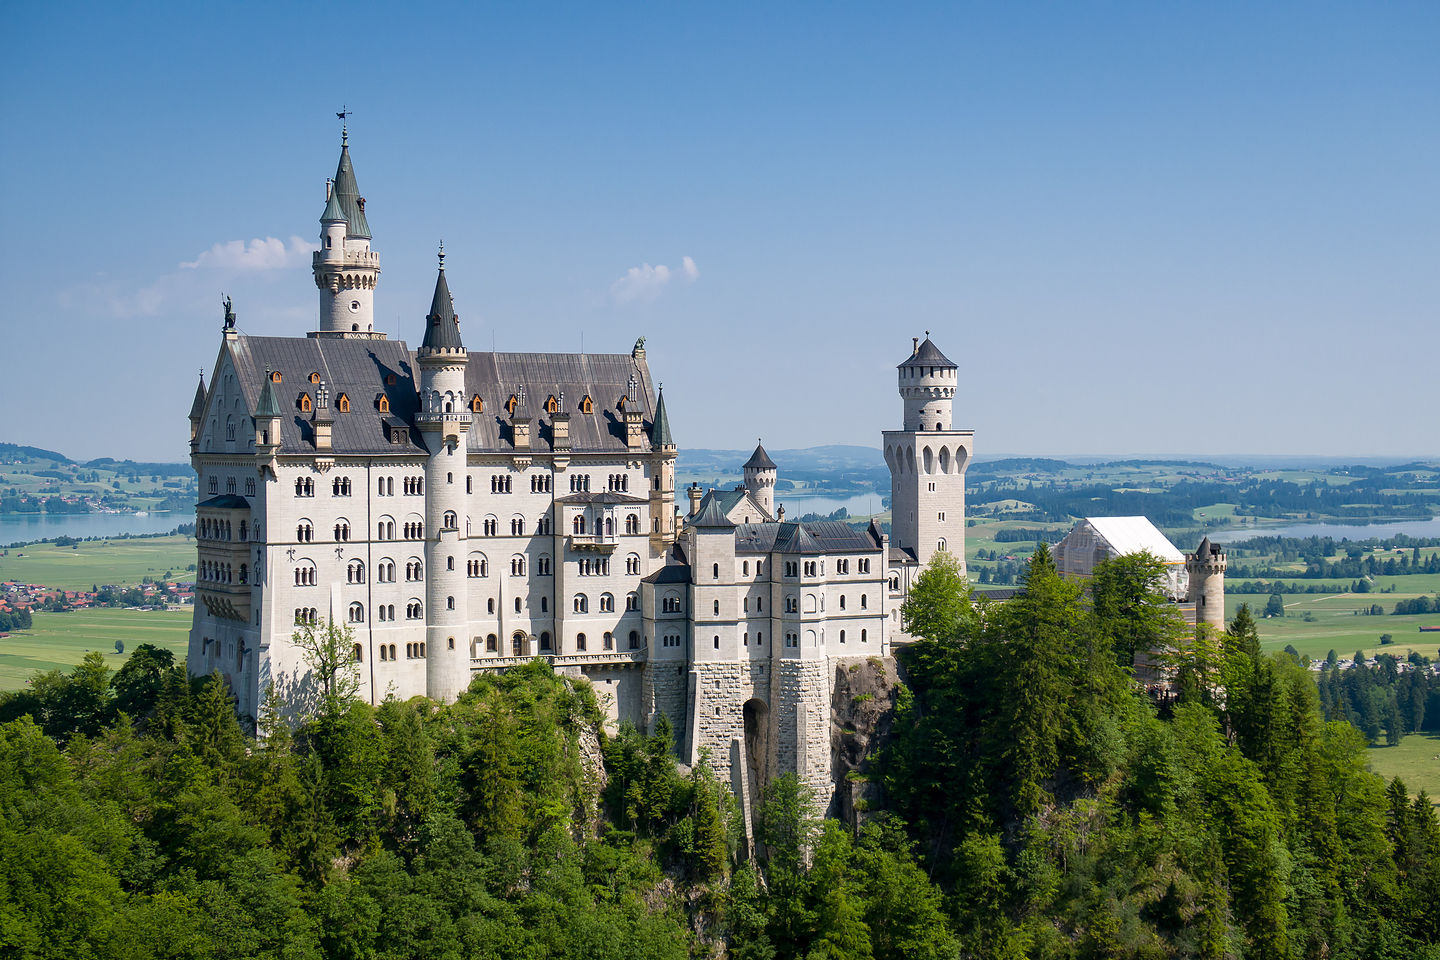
180 235 316 271
610 256 700 304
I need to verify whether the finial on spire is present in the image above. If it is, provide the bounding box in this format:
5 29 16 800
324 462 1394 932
336 105 352 145
438 240 445 271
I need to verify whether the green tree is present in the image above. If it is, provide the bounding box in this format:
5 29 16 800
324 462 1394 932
292 616 361 716
1265 593 1286 618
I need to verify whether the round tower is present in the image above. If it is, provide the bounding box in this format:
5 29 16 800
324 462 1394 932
1186 536 1227 633
899 333 957 431
313 128 381 335
742 440 777 518
415 247 472 701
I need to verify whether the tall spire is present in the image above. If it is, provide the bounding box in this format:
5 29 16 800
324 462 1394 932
420 244 464 352
188 373 207 421
651 385 674 448
330 133 371 239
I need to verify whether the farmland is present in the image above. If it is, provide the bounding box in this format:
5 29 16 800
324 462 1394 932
0 607 190 691
0 534 194 592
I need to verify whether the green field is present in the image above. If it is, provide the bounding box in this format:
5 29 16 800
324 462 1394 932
1226 590 1440 662
1367 732 1440 807
0 608 191 690
0 535 194 591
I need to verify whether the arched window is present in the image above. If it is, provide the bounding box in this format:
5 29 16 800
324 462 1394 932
348 602 365 623
337 393 350 412
839 595 846 610
629 630 640 649
713 599 720 615
573 594 588 613
270 370 282 382
576 633 587 651
599 593 614 612
510 555 526 577
626 592 638 611
484 516 498 537
443 510 457 529
580 395 594 414
540 596 548 613
626 553 641 575
446 596 455 610
861 629 867 643
486 634 498 652
296 520 313 542
839 629 846 644
712 563 720 580
572 515 586 535
546 394 559 414
352 643 363 662
377 395 390 413
298 393 312 412
514 597 522 613
470 395 483 412
860 594 867 609
624 513 639 535
347 560 365 583
468 555 488 578
603 631 614 650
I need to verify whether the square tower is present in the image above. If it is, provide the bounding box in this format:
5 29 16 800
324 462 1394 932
882 335 973 572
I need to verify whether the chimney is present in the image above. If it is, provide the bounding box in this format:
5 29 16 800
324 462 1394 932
687 483 703 518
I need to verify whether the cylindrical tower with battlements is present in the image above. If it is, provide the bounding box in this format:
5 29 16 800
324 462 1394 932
1186 536 1227 633
313 130 381 336
742 440 777 518
416 250 472 701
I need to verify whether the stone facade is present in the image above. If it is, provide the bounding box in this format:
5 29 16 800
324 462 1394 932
187 130 971 819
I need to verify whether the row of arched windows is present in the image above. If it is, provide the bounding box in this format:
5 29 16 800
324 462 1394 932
200 560 245 584
199 518 243 540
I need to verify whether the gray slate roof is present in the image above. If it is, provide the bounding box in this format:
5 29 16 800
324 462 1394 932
743 441 777 471
198 494 251 509
223 335 662 457
420 265 464 351
733 520 881 555
320 188 346 223
651 388 674 447
330 142 371 239
227 336 427 455
899 336 954 369
253 373 282 418
188 376 207 420
554 491 649 505
691 495 736 529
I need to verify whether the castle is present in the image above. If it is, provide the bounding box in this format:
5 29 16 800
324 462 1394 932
186 131 974 806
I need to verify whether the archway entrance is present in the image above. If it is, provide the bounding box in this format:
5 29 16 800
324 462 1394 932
742 698 770 816
512 632 528 657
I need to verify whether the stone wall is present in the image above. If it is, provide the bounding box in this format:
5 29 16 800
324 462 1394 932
777 659 832 800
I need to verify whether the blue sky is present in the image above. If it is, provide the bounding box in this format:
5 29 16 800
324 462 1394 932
1 2 1435 462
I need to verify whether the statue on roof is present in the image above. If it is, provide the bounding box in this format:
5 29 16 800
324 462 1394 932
222 295 235 330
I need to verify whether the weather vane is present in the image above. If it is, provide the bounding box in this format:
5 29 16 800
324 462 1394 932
336 105 353 142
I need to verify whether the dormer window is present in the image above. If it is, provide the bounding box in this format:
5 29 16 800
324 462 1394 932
546 395 559 414
470 395 483 413
580 395 594 414
618 395 629 410
337 394 350 413
270 370 282 383
309 372 321 384
506 394 519 414
385 374 397 385
298 393 312 412
376 395 390 413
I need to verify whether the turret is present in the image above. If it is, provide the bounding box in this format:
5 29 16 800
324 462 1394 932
742 440 777 518
649 384 677 546
1186 536 1227 634
253 369 282 450
898 334 957 431
188 374 207 448
313 128 382 336
415 247 471 702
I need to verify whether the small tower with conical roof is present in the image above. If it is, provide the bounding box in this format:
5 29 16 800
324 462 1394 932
188 373 208 449
743 440 777 519
649 382 678 548
882 334 974 570
1186 536 1227 634
313 127 382 336
415 245 472 701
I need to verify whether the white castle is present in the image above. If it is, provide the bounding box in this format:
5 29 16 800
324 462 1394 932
187 131 975 806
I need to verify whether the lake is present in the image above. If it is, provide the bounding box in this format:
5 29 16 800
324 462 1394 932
780 492 886 519
1210 517 1440 543
0 512 188 543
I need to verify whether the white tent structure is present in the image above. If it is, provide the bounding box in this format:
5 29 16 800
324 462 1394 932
1051 516 1188 600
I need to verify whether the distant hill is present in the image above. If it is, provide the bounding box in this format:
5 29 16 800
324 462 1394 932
0 442 72 464
968 457 1072 475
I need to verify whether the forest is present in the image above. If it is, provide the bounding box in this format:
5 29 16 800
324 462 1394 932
2 550 1439 958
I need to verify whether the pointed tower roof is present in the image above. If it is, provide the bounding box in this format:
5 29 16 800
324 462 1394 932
743 440 777 471
651 386 674 447
254 370 281 418
320 185 346 223
898 333 955 369
1195 535 1215 558
692 493 736 529
330 136 371 239
188 374 207 421
420 247 464 352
